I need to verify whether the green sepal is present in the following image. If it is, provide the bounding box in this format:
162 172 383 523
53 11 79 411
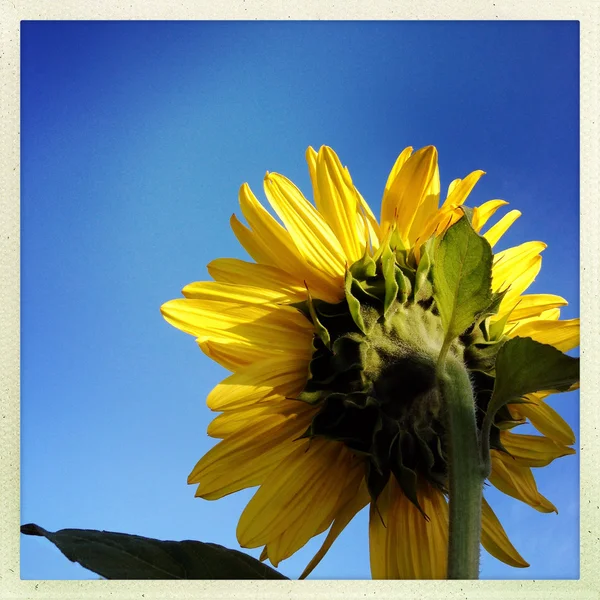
395 246 412 271
389 228 406 253
350 249 377 280
366 461 391 512
344 271 367 334
289 299 311 321
304 344 336 385
484 290 508 318
350 276 381 305
390 431 429 519
394 266 412 303
494 419 526 431
297 389 326 405
494 404 521 426
381 244 399 318
414 427 437 473
331 335 367 374
464 340 504 374
475 290 509 341
316 301 348 319
303 392 380 452
489 424 511 455
413 238 434 303
488 298 517 341
306 289 331 350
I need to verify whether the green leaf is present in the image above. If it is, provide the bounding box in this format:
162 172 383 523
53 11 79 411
20 524 288 580
432 215 493 347
459 205 475 224
480 336 579 472
490 336 579 411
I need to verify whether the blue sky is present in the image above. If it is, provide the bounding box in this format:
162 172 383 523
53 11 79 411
20 21 579 580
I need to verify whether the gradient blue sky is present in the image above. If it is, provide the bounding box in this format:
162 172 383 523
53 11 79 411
20 21 579 580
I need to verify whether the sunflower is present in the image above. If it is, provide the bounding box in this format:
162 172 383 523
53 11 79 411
161 145 579 579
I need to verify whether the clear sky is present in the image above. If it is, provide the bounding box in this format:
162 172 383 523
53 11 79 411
20 21 579 580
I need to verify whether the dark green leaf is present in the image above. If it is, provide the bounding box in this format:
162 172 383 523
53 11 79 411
492 336 579 406
20 524 288 580
480 336 579 471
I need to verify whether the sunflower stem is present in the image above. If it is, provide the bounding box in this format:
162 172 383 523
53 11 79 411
439 357 483 580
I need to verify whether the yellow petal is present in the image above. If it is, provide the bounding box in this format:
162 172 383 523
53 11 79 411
407 162 440 245
415 172 483 249
207 403 285 438
494 294 568 323
206 354 310 412
395 479 448 579
382 146 438 241
161 299 313 349
300 473 369 578
495 256 543 313
305 146 320 207
506 308 561 332
230 213 279 267
380 146 413 229
189 410 313 499
481 497 529 568
355 189 381 248
472 199 508 232
489 453 557 513
369 476 399 579
314 146 363 263
441 170 486 210
182 281 287 304
511 392 576 445
483 210 522 248
447 178 461 197
206 396 315 439
492 241 547 291
384 147 414 194
500 431 576 467
207 258 308 302
265 447 362 567
508 318 580 352
236 439 348 548
264 173 346 278
197 337 288 372
308 145 383 252
238 183 343 301
238 183 305 268
370 477 448 579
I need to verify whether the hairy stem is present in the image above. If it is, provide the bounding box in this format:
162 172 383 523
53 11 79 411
439 358 483 580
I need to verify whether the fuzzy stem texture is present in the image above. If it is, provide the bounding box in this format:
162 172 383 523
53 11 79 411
439 357 483 580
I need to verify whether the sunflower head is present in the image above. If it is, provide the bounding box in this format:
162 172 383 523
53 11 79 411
290 209 513 513
161 144 579 578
